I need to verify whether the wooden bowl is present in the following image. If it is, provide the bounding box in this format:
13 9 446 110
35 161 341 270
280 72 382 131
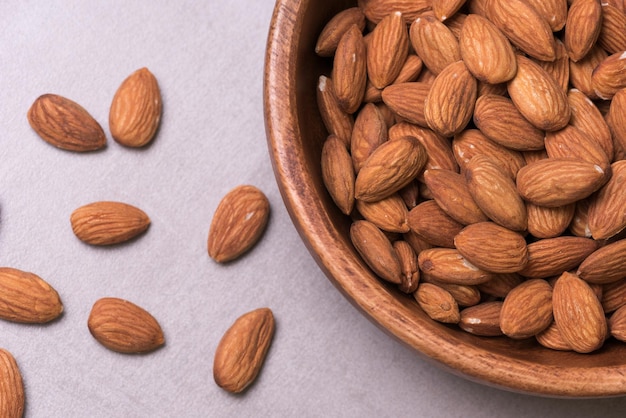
263 0 626 397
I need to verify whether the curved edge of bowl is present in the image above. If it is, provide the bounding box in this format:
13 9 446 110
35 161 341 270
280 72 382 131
263 0 626 398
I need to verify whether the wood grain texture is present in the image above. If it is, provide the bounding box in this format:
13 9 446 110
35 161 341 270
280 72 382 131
263 0 626 397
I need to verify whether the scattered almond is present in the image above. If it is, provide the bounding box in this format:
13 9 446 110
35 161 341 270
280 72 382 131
0 268 63 324
0 349 24 417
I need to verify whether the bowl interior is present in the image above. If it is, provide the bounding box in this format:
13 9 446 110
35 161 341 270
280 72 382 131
264 0 626 397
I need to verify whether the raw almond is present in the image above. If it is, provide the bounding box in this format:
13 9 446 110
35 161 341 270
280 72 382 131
507 55 570 132
358 0 432 24
454 222 528 274
536 322 573 351
71 201 151 246
0 267 63 323
321 135 355 216
567 88 614 161
610 304 626 342
414 282 460 324
552 271 607 353
587 161 626 240
317 75 354 147
534 38 570 94
500 279 553 339
356 193 409 233
350 103 388 173
424 60 477 137
109 67 162 147
577 239 626 284
408 200 464 248
409 14 461 75
367 11 409 89
519 236 599 278
598 3 626 54
544 124 610 169
420 277 481 307
354 135 427 202
315 7 366 57
381 82 430 127
432 0 466 22
331 24 367 114
393 240 420 293
477 273 524 299
213 308 275 393
417 247 495 285
607 88 626 161
0 349 24 417
602 279 626 313
459 14 517 84
525 0 567 32
27 93 106 152
424 169 487 225
88 297 165 353
591 50 626 100
564 0 603 62
526 202 575 239
207 185 270 263
569 199 593 238
459 301 504 337
350 220 402 284
569 44 608 99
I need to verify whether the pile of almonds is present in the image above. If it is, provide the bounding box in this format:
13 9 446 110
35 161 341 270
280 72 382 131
316 0 626 354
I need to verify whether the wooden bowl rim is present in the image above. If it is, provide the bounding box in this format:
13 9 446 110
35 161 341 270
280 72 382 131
263 0 626 398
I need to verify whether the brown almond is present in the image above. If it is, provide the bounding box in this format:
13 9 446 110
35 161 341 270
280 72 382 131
569 199 593 238
332 24 367 114
71 201 151 246
0 349 25 417
213 308 275 393
587 161 626 240
465 154 527 232
534 38 570 94
567 88 614 161
358 0 432 24
544 124 610 169
356 193 409 233
409 14 461 75
424 169 488 225
418 248 496 285
424 60 477 137
393 240 420 293
591 50 626 100
454 222 528 274
598 4 626 54
525 0 567 32
610 305 626 342
350 103 388 173
444 12 467 38
321 135 355 216
507 55 570 132
408 200 464 248
536 322 573 351
553 272 607 353
109 67 162 148
564 0 603 62
420 277 481 307
27 93 106 152
354 136 427 202
500 279 553 339
477 273 524 299
381 82 430 127
317 75 354 147
607 88 626 161
569 44 608 99
0 267 63 323
432 0 466 21
516 158 609 207
473 94 545 151
207 185 270 263
350 220 403 284
315 7 366 57
519 236 599 278
526 202 575 239
487 0 556 61
459 14 517 84
577 239 626 284
414 282 461 323
459 301 504 336
88 297 165 353
602 279 626 313
367 11 409 89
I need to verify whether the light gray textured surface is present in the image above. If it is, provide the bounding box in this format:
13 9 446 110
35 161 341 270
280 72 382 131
1 1 626 417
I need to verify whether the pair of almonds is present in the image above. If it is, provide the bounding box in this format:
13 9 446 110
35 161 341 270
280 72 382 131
27 67 162 150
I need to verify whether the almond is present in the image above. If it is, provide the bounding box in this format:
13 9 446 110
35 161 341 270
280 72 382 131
472 94 545 151
0 267 63 324
591 50 626 100
500 279 553 339
459 301 504 336
356 193 409 233
315 7 366 57
544 124 610 169
109 67 162 148
444 12 467 39
516 158 609 207
88 297 165 353
432 0 466 22
552 271 607 353
487 0 556 61
534 38 570 94
354 135 427 202
587 161 626 240
207 185 270 263
421 277 481 307
317 75 354 147
408 200 464 248
332 24 367 114
414 282 460 323
417 247 495 285
350 220 403 284
381 82 430 127
577 238 626 284
213 308 274 393
27 93 106 152
424 60 477 137
477 273 524 299
393 240 420 293
71 201 151 246
459 14 517 84
567 88 614 161
454 222 528 274
367 11 409 89
564 0 603 62
569 199 593 238
535 322 573 351
519 236 599 278
569 44 608 99
607 87 626 160
0 349 24 417
350 103 387 173
321 135 355 216
358 0 433 24
526 202 575 239
424 169 488 225
409 14 461 75
610 304 626 342
464 154 527 231
602 279 626 313
507 55 570 132
525 0 567 32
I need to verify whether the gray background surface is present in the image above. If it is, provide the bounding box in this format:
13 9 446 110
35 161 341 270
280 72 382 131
1 1 626 416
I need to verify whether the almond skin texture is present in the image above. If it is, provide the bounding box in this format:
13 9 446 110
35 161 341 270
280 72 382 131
317 75 354 147
393 240 420 293
587 161 626 240
553 272 607 353
409 14 461 75
0 349 24 418
610 305 626 342
424 169 488 225
418 248 495 285
507 56 570 132
459 14 517 84
71 201 151 246
332 24 367 114
414 282 460 324
109 67 162 148
315 7 366 57
519 236 599 278
27 93 106 152
526 202 575 239
381 82 431 127
598 4 626 54
88 297 165 354
577 239 626 284
544 124 610 169
367 11 409 89
213 308 275 393
358 0 432 24
564 0 603 62
459 301 504 337
350 220 403 284
321 135 355 216
424 60 477 137
208 185 270 263
592 50 626 100
350 103 387 173
454 222 528 274
568 88 614 161
408 200 464 248
0 268 63 324
500 279 553 339
356 194 409 233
